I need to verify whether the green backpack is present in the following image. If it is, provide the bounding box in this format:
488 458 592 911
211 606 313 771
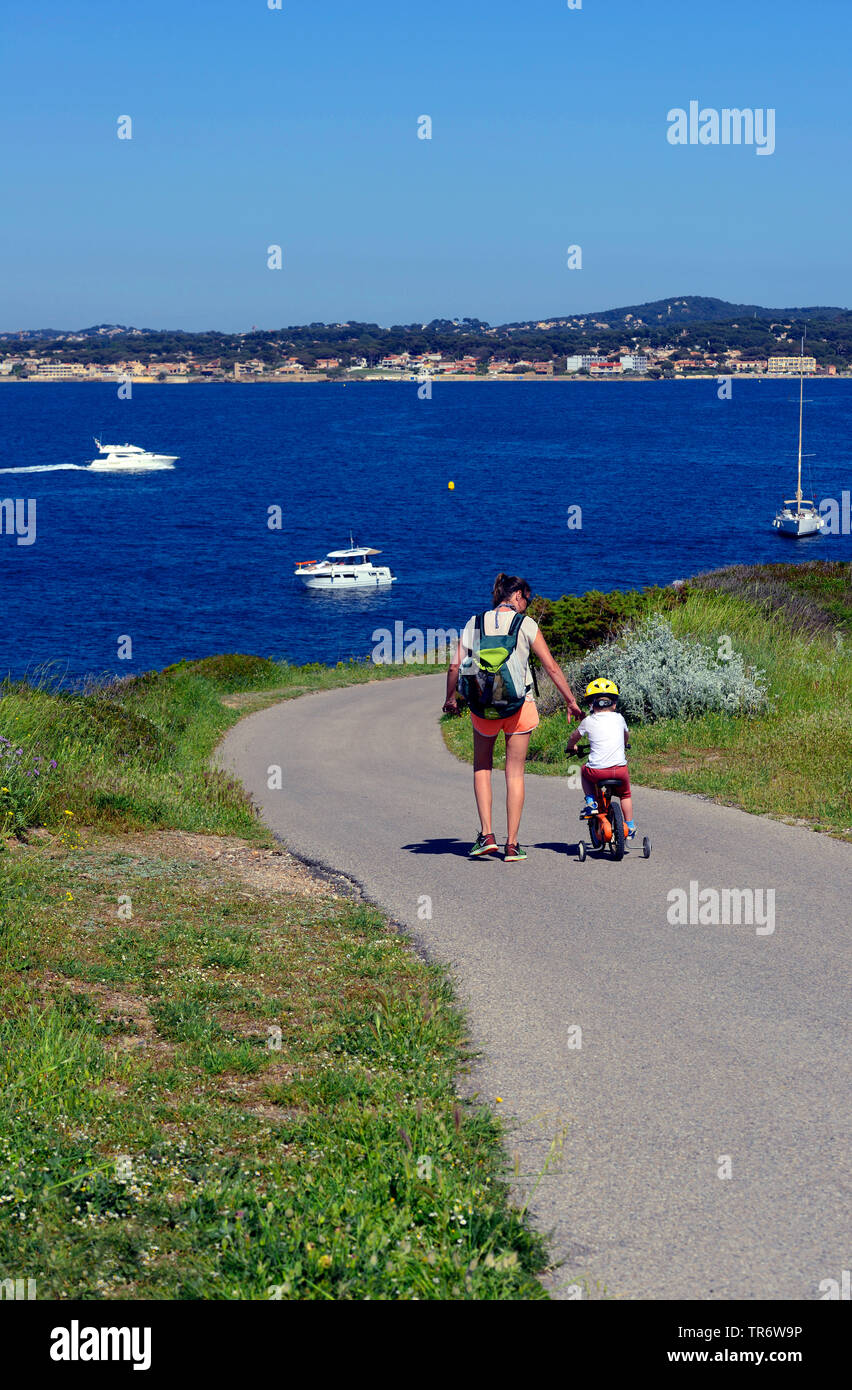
458 611 530 719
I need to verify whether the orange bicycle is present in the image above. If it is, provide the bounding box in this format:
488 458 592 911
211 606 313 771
571 743 651 863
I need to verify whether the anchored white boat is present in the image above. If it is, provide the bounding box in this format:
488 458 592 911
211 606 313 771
88 438 178 471
772 342 825 537
772 500 825 537
295 540 397 589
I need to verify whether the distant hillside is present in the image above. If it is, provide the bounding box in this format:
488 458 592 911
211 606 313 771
3 296 852 368
508 296 847 331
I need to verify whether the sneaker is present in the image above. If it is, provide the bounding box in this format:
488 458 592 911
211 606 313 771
580 800 598 819
503 842 527 862
469 832 499 858
625 822 637 840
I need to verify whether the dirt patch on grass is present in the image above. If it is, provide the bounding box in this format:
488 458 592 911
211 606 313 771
38 971 175 1059
219 687 303 711
74 828 343 900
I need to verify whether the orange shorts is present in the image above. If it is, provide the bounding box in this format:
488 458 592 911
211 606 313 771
471 701 540 738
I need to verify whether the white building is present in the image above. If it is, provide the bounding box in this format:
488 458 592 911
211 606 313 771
620 354 650 372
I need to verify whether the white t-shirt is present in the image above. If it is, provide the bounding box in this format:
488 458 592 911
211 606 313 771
460 606 540 702
578 710 629 767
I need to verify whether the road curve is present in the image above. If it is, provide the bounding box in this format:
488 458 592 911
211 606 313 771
217 673 850 1300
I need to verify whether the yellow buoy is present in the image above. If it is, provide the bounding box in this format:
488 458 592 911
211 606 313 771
448 481 455 490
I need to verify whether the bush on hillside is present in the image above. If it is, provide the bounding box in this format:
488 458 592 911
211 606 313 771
530 585 688 659
691 562 852 636
70 696 167 757
161 653 281 691
538 615 767 722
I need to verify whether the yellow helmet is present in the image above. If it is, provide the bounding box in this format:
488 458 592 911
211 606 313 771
584 678 619 699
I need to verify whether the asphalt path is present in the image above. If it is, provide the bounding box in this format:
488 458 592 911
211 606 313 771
217 673 851 1300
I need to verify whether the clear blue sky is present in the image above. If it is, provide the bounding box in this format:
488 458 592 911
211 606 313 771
2 0 849 330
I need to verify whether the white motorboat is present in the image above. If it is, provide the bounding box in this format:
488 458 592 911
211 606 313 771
295 540 397 589
771 341 826 537
88 438 178 471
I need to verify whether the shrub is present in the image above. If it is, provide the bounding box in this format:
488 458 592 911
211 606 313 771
71 696 166 757
691 562 852 637
530 585 688 660
161 654 281 692
563 614 768 723
530 589 647 658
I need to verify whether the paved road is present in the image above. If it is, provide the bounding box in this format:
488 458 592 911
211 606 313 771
218 674 851 1300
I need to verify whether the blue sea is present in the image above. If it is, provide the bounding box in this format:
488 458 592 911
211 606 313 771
1 380 851 683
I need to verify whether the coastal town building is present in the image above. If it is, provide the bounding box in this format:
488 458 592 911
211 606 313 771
768 355 817 373
31 362 89 379
4 336 845 385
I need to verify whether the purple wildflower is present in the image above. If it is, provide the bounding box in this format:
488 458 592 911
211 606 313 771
49 760 57 769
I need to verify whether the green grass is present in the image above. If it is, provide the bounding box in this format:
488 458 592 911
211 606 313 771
0 654 435 841
0 653 547 1300
0 843 546 1299
445 567 852 840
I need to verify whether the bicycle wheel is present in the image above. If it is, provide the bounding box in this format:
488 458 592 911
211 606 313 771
589 817 602 850
610 800 625 860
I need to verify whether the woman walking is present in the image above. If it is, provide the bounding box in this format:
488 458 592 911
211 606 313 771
444 573 582 860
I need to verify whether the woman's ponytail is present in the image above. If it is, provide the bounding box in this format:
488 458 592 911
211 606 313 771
492 573 532 606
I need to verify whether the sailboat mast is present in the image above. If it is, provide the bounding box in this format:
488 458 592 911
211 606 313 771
796 335 804 509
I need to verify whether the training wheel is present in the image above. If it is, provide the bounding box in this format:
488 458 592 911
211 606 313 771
642 836 652 858
577 841 586 861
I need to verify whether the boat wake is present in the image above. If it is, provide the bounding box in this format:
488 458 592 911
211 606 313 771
0 463 89 474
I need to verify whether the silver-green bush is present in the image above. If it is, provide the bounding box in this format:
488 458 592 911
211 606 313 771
547 615 768 723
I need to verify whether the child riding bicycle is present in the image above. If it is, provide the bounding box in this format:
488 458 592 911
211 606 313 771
566 678 637 838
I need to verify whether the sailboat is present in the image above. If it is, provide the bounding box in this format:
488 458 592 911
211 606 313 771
772 338 825 537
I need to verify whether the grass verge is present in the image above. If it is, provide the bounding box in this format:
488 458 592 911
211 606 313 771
1 657 547 1299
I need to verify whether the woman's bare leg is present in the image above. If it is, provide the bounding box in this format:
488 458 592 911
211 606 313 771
473 730 496 834
505 731 531 844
